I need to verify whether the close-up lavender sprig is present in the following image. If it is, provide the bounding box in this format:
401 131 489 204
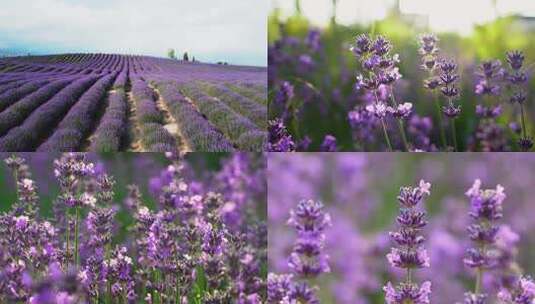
462 179 506 303
418 33 446 149
350 34 410 151
384 180 432 304
267 199 331 303
438 58 462 151
505 50 533 151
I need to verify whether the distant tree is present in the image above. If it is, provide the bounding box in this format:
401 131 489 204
183 52 189 62
167 48 177 60
192 56 196 62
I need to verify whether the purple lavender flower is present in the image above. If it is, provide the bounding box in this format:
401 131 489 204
438 60 459 95
306 29 321 52
287 199 331 278
505 50 532 151
350 33 412 151
267 273 294 303
268 199 331 303
268 119 296 152
275 81 295 106
384 281 432 304
348 106 379 146
320 135 337 152
462 179 507 301
5 155 39 217
385 180 432 304
475 60 503 96
498 276 535 304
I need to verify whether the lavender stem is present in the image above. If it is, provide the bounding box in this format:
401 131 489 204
74 205 80 267
434 93 447 148
381 119 393 151
451 118 458 152
389 86 410 151
520 103 527 140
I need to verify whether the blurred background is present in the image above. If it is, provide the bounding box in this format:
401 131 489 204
269 0 535 151
268 153 535 303
0 152 266 242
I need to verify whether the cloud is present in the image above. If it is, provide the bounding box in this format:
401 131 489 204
0 0 267 66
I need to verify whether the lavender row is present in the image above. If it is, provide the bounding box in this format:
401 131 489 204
0 76 100 151
0 79 51 112
89 89 128 152
201 83 267 128
155 82 235 151
112 71 128 89
0 78 78 137
237 130 268 151
225 83 267 106
37 73 116 151
180 84 261 146
131 79 163 124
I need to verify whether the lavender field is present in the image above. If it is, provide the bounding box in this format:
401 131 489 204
268 153 535 303
0 54 267 152
0 152 267 303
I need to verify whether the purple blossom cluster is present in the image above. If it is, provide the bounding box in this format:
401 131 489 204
0 152 267 303
268 199 331 303
460 180 507 303
505 51 533 151
384 180 432 304
268 118 296 152
350 34 411 151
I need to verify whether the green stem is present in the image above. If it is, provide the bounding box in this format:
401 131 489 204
65 210 70 266
381 119 393 152
175 276 180 304
450 118 458 152
434 94 447 149
475 267 483 294
475 243 487 294
388 86 409 151
374 90 393 151
74 206 80 267
407 268 412 284
14 170 18 201
520 103 528 139
153 270 161 304
398 120 410 151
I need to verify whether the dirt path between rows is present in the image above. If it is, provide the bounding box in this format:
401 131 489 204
125 83 144 152
149 84 190 153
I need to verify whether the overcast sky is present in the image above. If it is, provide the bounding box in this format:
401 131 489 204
0 0 267 66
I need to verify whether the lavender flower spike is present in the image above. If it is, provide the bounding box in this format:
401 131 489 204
461 179 506 303
384 180 432 304
267 199 331 303
287 199 331 278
